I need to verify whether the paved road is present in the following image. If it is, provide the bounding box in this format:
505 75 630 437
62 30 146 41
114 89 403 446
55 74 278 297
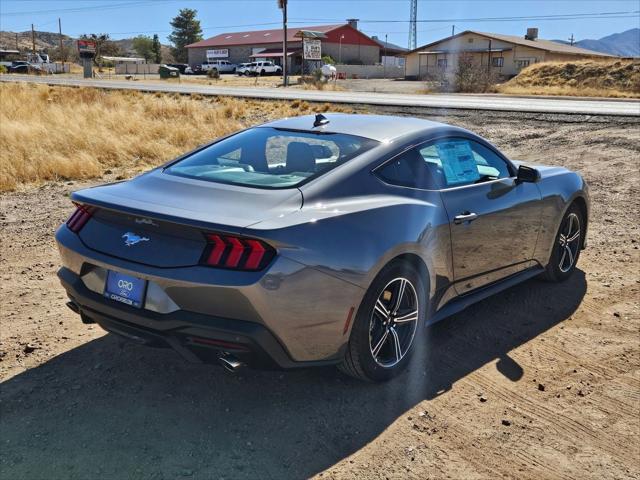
3 74 639 116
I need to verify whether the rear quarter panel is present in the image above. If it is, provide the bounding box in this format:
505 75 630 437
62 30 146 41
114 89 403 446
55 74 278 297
249 164 453 308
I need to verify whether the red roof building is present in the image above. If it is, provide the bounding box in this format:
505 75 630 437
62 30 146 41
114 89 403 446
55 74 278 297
186 21 381 71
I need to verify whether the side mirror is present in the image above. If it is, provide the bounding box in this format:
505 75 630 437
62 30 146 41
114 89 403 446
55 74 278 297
516 164 540 183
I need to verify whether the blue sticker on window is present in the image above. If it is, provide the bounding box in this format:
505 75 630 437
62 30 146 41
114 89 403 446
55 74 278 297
436 140 480 186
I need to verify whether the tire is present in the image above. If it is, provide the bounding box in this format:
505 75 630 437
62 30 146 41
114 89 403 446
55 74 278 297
338 260 427 382
542 203 584 282
260 69 266 76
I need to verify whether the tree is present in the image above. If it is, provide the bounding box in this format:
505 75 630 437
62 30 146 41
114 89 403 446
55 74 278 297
51 44 75 63
132 35 154 62
152 34 162 63
168 8 202 63
79 33 120 64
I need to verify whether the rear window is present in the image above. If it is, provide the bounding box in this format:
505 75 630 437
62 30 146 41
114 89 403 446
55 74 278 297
165 127 379 188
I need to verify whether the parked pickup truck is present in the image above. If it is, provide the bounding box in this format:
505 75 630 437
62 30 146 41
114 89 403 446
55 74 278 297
8 61 44 74
249 61 282 76
200 60 236 74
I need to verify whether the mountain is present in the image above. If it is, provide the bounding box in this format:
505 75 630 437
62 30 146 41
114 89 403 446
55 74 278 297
0 30 173 61
554 28 639 57
0 30 75 51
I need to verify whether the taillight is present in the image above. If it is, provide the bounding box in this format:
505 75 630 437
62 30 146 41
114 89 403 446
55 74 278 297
66 203 95 233
201 233 275 271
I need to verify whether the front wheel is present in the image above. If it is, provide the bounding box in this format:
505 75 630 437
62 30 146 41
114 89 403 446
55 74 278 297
542 203 584 282
339 260 426 382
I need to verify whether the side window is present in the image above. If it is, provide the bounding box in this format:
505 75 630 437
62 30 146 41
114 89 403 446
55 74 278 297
425 138 511 188
377 138 511 190
376 148 438 190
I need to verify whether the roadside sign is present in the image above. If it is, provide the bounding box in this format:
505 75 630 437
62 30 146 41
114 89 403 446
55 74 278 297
303 39 321 60
206 49 229 59
77 40 96 54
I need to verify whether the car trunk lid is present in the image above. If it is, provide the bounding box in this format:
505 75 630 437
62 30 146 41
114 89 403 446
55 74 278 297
72 170 301 267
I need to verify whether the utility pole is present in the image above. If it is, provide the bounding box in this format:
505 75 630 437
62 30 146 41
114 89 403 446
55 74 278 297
15 32 19 51
58 18 64 65
278 0 288 87
452 25 455 37
487 39 492 76
31 24 36 54
568 34 575 46
383 34 387 78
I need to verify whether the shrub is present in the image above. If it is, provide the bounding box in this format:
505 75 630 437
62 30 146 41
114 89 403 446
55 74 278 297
321 55 335 65
298 70 327 90
453 53 498 93
0 65 7 74
207 68 220 79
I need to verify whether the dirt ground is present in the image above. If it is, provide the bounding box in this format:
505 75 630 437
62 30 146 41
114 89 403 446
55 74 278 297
0 106 639 480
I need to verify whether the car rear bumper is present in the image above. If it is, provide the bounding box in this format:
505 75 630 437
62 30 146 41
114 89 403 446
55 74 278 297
58 267 338 369
55 224 365 366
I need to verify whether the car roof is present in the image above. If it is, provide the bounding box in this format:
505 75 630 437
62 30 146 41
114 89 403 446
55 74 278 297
259 113 448 142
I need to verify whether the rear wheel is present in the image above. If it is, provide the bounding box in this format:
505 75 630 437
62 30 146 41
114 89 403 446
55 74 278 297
339 260 426 382
542 203 584 282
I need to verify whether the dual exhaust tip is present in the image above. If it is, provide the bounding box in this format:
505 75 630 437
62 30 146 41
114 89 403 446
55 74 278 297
67 299 244 372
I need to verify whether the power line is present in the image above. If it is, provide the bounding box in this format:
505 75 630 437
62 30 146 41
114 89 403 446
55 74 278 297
7 10 638 40
290 10 640 24
361 12 640 23
0 1 154 17
65 21 286 37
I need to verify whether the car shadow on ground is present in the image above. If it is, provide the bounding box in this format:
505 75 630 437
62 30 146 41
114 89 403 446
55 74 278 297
0 272 586 480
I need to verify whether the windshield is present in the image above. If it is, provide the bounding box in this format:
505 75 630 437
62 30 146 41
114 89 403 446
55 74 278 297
165 127 379 189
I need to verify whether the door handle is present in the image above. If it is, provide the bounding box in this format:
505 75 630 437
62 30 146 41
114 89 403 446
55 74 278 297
454 212 478 224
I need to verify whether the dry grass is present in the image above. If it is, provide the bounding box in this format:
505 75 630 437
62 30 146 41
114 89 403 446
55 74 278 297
497 59 640 98
140 74 290 88
0 83 352 192
299 81 345 91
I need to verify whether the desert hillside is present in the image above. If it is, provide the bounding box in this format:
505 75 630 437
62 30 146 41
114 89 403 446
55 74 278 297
498 59 640 98
0 30 172 60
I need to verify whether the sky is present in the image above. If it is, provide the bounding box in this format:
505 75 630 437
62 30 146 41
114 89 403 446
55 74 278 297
1 0 638 48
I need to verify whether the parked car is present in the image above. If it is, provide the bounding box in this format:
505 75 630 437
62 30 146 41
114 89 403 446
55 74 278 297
201 59 236 74
8 61 43 74
56 113 589 382
166 63 189 74
249 61 282 76
235 63 253 76
184 65 202 75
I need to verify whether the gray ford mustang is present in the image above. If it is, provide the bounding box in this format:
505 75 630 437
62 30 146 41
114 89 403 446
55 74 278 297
56 113 589 382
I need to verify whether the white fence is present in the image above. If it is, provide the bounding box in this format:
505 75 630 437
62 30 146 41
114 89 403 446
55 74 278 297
43 63 71 74
0 62 70 73
115 63 162 75
335 64 405 79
